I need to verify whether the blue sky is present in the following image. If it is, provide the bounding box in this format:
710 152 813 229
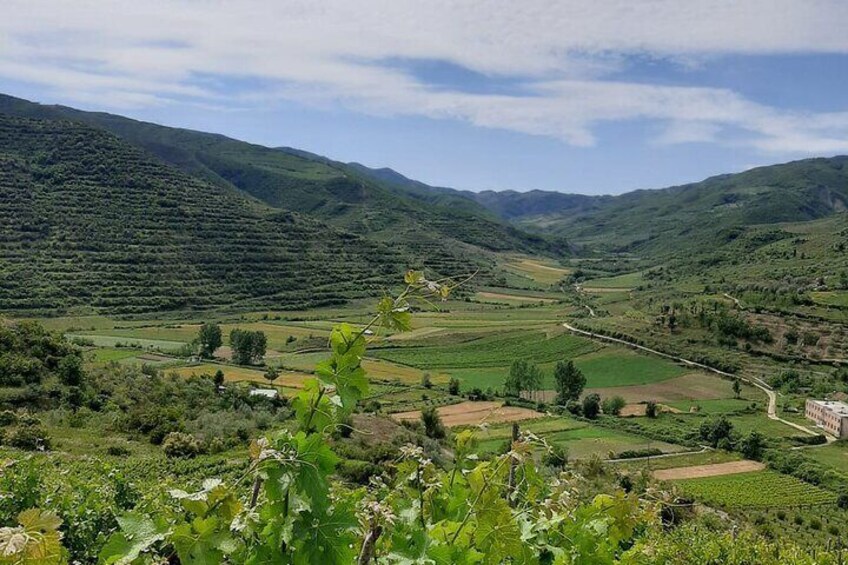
3 1 848 194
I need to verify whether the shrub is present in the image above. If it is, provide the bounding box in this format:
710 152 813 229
421 407 445 439
106 445 132 457
582 394 601 419
542 444 568 469
613 448 663 460
448 377 460 396
644 401 659 419
6 425 50 451
0 410 18 426
601 396 626 416
162 432 204 458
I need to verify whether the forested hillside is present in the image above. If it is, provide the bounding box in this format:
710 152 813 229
473 157 848 259
0 115 401 314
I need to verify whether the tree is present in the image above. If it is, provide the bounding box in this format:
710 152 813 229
421 406 445 439
58 354 84 387
644 400 659 418
505 360 528 397
554 360 586 406
699 415 734 448
421 373 432 389
739 431 766 460
213 369 225 388
448 377 460 396
198 323 222 358
264 367 279 383
602 395 626 416
229 329 267 365
525 363 543 402
582 393 601 419
732 379 742 399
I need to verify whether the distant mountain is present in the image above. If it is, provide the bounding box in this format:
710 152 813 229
471 190 608 221
537 157 848 256
0 114 397 314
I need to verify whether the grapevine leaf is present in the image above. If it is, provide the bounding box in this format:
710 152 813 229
99 513 169 565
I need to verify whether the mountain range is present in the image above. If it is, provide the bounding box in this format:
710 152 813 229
1 92 847 313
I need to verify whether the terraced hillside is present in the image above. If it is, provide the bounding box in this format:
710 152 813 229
0 94 566 260
0 115 401 314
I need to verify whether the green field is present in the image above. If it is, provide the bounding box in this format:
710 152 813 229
474 417 685 459
583 271 644 289
674 470 837 508
574 350 685 388
370 331 599 370
810 291 848 308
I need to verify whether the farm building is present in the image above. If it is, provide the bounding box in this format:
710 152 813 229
805 399 848 438
249 388 279 399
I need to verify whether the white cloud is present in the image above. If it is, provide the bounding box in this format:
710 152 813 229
2 0 848 153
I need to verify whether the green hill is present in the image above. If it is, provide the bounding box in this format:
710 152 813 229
0 114 402 314
472 157 848 259
0 94 565 259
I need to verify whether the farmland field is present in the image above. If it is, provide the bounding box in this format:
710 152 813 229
392 401 544 427
499 255 571 285
170 363 311 389
573 349 685 387
673 470 837 508
470 416 686 459
582 271 643 290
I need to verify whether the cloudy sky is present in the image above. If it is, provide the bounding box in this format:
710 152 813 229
3 1 848 193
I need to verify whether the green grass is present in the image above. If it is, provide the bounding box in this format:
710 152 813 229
67 334 186 351
583 272 644 289
370 331 599 370
674 470 837 508
574 350 685 388
810 291 848 308
665 398 756 414
610 449 740 472
800 442 848 474
474 417 684 459
88 347 142 363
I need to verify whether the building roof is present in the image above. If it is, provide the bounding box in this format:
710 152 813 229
810 399 848 417
249 388 279 399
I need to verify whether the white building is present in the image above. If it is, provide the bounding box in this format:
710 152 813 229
805 399 848 438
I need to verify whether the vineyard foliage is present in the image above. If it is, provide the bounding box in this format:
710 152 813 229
676 470 837 509
0 275 844 564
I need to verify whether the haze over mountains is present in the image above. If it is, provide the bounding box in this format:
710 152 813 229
1 92 848 313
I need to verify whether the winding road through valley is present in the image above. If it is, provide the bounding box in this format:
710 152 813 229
562 323 831 441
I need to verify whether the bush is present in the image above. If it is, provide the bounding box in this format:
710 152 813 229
613 448 663 460
421 407 445 440
644 401 659 419
602 396 626 416
6 425 50 451
106 445 132 457
448 378 460 396
0 410 18 426
582 394 601 419
542 444 568 469
162 432 204 458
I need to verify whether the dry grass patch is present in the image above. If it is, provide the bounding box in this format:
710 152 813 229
392 401 543 427
170 363 311 389
583 372 741 404
476 291 558 304
619 403 681 417
653 460 765 481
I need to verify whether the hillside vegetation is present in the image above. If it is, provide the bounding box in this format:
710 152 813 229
0 115 398 314
0 94 565 259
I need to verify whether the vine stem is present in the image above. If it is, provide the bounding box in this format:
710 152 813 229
449 456 509 544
